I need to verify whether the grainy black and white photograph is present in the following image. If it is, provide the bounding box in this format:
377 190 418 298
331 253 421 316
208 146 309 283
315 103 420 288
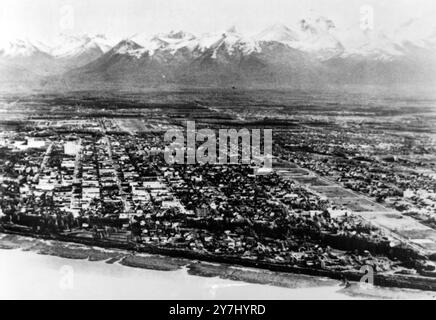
1 0 436 304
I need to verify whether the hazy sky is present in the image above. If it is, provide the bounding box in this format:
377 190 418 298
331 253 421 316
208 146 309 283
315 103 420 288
1 0 435 44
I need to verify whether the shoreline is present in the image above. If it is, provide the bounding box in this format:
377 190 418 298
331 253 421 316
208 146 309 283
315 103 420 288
1 230 436 298
0 232 338 290
2 233 436 299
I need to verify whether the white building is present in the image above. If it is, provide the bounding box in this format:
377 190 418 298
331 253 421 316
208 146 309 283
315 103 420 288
64 141 81 156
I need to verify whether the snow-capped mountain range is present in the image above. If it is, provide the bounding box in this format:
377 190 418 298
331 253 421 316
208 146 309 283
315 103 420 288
107 18 436 62
0 39 46 58
50 34 114 58
125 27 262 59
1 17 435 89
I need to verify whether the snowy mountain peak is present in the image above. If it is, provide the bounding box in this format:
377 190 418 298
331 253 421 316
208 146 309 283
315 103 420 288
114 39 142 50
198 28 260 58
255 24 298 43
341 29 405 61
151 30 196 46
131 30 197 56
299 16 336 35
225 26 238 34
51 33 115 58
392 18 436 50
112 39 146 58
163 30 195 40
315 17 336 31
0 39 46 58
294 17 344 59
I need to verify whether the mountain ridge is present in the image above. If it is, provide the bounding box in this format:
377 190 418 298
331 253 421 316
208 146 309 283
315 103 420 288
2 18 436 90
